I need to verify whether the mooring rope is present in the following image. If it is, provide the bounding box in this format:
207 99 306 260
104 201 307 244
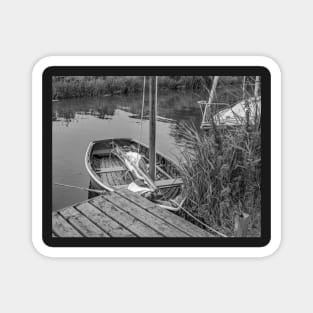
54 182 105 194
180 207 228 237
155 197 186 212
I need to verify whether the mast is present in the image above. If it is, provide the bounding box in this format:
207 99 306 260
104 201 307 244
254 76 260 98
242 76 246 100
201 76 219 127
149 76 157 181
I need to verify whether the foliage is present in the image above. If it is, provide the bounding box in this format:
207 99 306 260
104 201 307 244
52 76 244 99
176 98 261 237
52 76 143 99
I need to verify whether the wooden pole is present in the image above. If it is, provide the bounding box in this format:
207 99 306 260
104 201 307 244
149 76 157 181
201 76 219 126
243 76 250 128
254 76 260 98
234 212 250 237
242 76 246 100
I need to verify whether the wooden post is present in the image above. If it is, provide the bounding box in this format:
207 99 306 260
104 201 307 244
234 212 250 237
243 76 250 128
254 76 260 98
242 76 246 100
149 76 157 181
201 76 219 126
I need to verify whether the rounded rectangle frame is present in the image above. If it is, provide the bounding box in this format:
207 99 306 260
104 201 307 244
32 56 281 258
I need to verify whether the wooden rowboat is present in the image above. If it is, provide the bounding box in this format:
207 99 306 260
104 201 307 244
85 138 183 201
86 77 183 205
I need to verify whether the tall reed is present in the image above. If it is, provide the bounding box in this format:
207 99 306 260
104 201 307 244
52 76 244 99
176 99 261 236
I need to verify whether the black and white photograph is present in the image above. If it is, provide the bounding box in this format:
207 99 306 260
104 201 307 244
51 74 262 239
5 0 313 309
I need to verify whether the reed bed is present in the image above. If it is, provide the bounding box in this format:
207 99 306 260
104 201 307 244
52 76 143 99
176 104 261 237
52 76 245 99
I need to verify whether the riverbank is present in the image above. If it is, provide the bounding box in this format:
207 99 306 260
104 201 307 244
52 76 243 99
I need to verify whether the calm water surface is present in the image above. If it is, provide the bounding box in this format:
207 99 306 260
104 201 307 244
52 90 238 211
52 91 205 210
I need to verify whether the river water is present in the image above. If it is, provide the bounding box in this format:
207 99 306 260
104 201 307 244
52 89 239 211
52 91 206 210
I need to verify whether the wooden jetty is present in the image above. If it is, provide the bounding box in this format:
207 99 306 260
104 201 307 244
52 188 212 237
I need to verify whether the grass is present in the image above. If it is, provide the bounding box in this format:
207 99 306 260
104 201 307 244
52 76 245 99
176 97 261 237
52 76 143 99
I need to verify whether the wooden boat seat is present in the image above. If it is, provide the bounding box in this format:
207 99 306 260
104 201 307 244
155 178 183 188
116 178 183 190
92 148 112 157
96 166 126 174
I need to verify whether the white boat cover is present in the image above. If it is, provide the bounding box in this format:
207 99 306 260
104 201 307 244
127 181 151 195
124 152 143 176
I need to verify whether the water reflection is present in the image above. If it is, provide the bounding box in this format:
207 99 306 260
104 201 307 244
52 91 205 143
53 97 117 124
52 89 242 210
52 88 240 127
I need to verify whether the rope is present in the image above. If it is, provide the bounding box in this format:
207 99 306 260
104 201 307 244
54 182 106 194
180 207 228 237
138 76 146 154
157 197 186 212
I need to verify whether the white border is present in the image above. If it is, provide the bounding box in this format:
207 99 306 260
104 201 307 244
32 56 281 258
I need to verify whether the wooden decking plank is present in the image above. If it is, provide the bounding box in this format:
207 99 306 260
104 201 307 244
52 189 214 238
75 202 135 237
116 188 156 209
52 212 83 237
146 206 213 237
103 193 189 237
116 189 211 237
117 189 210 237
91 197 161 237
59 206 109 237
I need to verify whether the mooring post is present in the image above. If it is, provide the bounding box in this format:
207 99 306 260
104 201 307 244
254 76 260 98
149 76 157 181
234 212 250 237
